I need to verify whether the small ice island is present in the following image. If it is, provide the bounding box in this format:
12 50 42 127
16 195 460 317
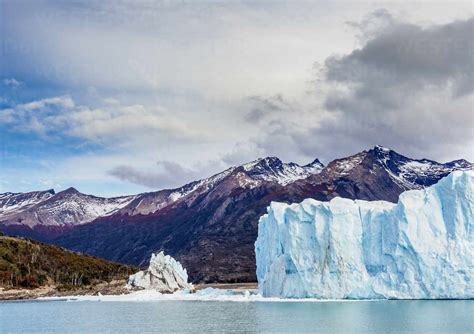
255 171 473 299
127 252 193 293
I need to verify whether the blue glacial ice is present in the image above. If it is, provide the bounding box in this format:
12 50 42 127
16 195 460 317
255 171 473 299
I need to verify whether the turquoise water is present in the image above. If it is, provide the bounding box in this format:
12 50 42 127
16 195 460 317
1 299 473 333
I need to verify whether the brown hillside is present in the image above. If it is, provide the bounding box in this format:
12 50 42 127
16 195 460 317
0 233 137 289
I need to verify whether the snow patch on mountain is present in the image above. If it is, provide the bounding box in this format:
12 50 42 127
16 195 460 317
0 188 135 227
0 190 55 215
255 171 474 299
329 152 366 177
168 167 237 202
43 191 134 225
373 145 473 190
163 157 324 210
243 157 324 186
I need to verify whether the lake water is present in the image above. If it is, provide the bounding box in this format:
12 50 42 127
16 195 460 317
1 299 473 333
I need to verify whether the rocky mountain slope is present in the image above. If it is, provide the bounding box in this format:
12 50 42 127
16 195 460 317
0 146 471 283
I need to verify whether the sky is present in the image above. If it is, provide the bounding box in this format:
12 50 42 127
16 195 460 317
0 0 473 196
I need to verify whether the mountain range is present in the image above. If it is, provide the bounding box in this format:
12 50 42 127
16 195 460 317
0 146 472 283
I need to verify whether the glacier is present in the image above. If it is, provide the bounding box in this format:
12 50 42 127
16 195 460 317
255 171 473 299
127 252 193 293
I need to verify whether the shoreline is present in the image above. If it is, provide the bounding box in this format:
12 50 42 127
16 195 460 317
0 280 130 301
0 282 258 301
3 283 471 302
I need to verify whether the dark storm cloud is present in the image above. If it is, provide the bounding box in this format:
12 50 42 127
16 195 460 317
324 17 474 98
243 15 474 164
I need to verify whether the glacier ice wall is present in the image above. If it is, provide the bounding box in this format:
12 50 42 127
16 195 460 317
255 171 473 299
128 252 193 293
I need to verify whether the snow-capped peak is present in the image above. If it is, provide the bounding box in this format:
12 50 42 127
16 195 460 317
164 156 325 207
242 156 324 186
327 151 367 176
60 187 80 195
167 166 236 202
373 144 391 152
164 148 472 211
0 188 136 227
0 190 55 215
369 146 473 189
322 146 472 191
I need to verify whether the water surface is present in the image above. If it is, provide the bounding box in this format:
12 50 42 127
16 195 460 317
1 299 472 333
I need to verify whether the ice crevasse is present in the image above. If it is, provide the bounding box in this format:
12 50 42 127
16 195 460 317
255 171 473 299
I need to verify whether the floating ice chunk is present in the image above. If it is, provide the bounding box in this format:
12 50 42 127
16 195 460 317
39 288 266 302
127 252 193 293
255 171 474 299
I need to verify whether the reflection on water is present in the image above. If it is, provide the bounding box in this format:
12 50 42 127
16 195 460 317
1 299 473 333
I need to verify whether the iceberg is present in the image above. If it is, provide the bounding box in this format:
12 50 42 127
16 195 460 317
255 171 473 299
127 252 193 293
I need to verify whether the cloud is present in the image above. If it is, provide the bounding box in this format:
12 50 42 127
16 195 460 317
345 8 396 44
241 14 474 163
0 96 204 145
244 94 294 123
3 78 23 88
64 105 203 145
319 16 474 158
221 141 264 166
19 96 75 112
108 160 210 189
0 95 75 135
0 1 364 101
325 17 473 97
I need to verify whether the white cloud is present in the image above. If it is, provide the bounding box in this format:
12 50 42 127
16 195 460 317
2 78 23 88
0 96 75 135
1 96 206 146
63 104 205 145
19 96 75 112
